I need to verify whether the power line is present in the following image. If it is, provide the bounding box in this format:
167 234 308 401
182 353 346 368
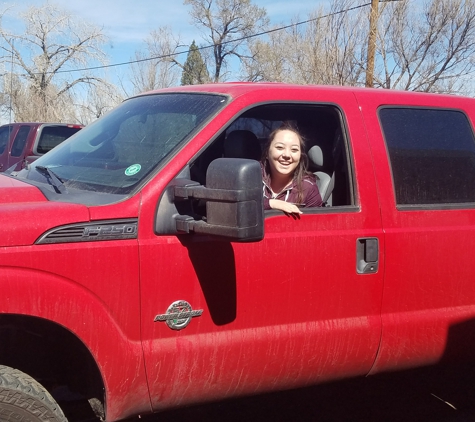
50 2 373 75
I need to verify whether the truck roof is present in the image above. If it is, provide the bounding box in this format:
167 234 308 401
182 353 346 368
0 122 83 129
136 82 472 102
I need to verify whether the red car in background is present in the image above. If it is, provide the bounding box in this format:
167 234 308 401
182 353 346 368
0 122 82 172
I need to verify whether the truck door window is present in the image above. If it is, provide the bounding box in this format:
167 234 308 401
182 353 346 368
10 126 31 157
0 126 12 155
380 108 475 206
190 103 354 208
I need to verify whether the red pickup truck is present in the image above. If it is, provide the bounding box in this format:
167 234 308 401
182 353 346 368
1 83 475 421
0 122 82 172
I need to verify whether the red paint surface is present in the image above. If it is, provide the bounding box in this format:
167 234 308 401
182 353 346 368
356 90 475 373
1 84 475 420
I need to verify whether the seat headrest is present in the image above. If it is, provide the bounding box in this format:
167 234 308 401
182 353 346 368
224 130 261 161
308 145 323 167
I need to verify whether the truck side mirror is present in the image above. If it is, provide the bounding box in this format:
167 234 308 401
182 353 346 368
155 158 264 242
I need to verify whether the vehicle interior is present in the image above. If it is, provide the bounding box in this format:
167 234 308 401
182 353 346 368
189 103 354 208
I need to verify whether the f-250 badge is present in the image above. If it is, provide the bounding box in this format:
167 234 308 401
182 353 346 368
154 300 203 330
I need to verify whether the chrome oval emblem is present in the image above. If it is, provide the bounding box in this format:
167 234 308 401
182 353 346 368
154 300 203 330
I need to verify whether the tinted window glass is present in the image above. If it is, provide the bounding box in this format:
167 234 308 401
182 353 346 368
380 108 475 205
11 126 31 157
0 126 12 155
37 126 82 154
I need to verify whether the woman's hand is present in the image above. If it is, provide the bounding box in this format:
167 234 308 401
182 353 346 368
269 199 303 218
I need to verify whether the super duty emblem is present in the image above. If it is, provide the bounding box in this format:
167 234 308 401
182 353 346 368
83 224 137 237
154 300 203 330
35 219 138 244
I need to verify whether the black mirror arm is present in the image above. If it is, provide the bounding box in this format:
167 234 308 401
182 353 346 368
175 215 261 240
174 185 260 202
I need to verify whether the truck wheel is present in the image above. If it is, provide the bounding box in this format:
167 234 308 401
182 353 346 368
0 365 67 422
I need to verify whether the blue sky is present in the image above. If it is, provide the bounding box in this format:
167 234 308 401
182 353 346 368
4 0 329 75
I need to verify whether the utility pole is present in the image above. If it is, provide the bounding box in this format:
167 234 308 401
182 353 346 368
365 0 379 88
9 38 13 123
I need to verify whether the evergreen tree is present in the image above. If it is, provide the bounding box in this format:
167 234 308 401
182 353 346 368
181 41 209 85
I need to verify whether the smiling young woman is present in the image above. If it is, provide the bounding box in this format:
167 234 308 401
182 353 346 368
261 121 323 216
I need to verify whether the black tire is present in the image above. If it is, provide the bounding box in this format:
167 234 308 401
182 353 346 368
0 365 67 422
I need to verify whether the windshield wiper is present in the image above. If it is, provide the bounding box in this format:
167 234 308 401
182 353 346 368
35 165 67 194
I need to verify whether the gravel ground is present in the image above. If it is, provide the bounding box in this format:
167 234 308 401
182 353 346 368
65 364 475 422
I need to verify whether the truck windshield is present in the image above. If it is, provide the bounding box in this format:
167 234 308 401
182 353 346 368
17 93 227 197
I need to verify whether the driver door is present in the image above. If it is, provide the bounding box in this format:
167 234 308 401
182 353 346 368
138 94 384 410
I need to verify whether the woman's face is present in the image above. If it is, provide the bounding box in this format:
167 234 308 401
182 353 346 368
267 129 302 179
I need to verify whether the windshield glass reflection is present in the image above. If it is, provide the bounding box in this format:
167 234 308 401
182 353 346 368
17 93 227 198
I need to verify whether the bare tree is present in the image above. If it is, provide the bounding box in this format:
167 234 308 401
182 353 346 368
0 72 12 123
315 1 367 86
243 0 367 85
0 2 108 122
184 0 269 82
74 82 124 125
244 0 475 96
128 27 184 96
375 0 475 94
242 29 289 82
3 71 78 122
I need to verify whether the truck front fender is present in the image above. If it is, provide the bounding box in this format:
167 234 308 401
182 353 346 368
0 266 151 421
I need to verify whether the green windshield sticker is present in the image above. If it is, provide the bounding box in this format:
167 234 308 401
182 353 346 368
125 164 141 176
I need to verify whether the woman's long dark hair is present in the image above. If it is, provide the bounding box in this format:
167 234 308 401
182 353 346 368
261 121 314 204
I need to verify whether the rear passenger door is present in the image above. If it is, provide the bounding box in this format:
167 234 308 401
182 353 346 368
357 92 475 373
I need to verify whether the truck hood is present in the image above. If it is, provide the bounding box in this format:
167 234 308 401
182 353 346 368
0 174 49 203
0 175 90 247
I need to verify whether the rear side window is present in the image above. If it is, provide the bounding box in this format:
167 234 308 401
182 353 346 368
380 108 475 206
37 126 81 154
0 126 12 155
11 126 31 157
